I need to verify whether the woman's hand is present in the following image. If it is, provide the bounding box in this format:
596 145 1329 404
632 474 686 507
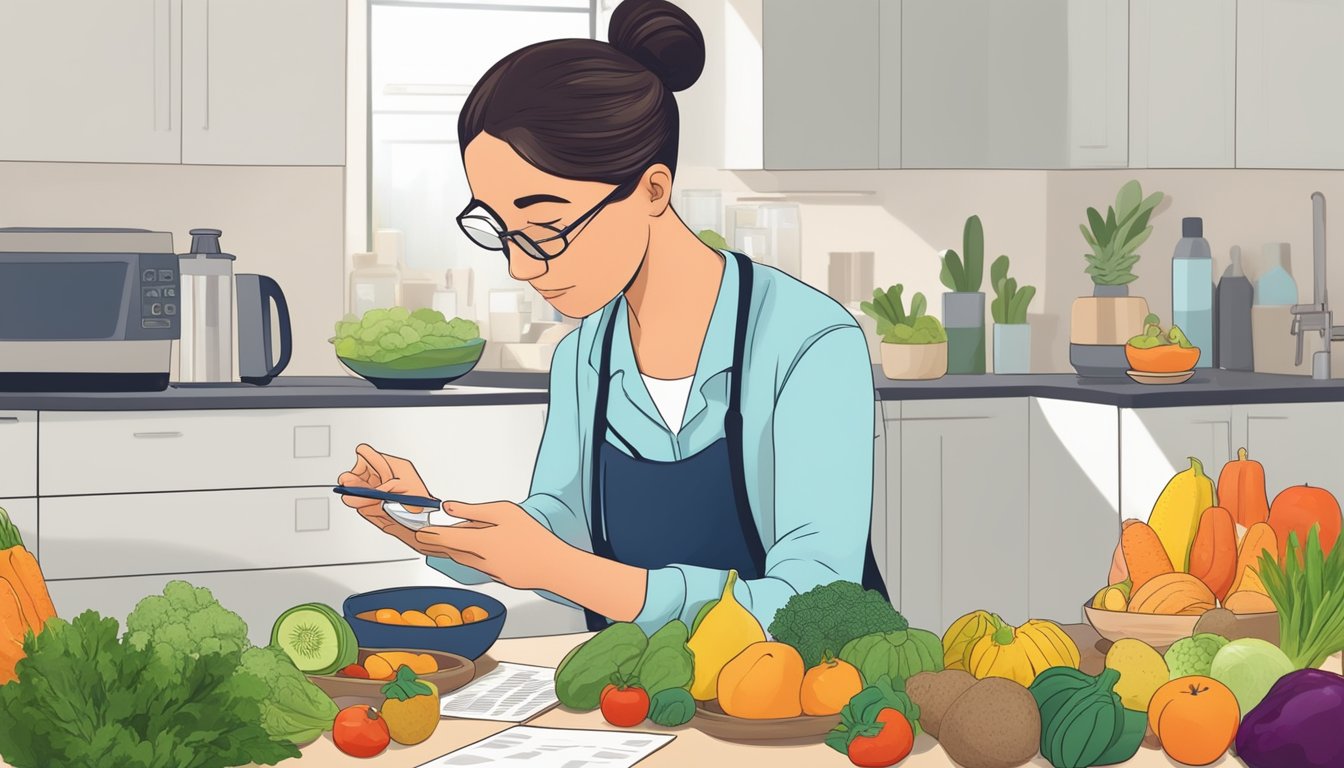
414 502 572 591
338 443 439 556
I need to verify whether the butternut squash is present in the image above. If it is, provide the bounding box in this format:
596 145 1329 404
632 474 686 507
1127 572 1215 616
1229 522 1277 595
1188 506 1238 602
1217 448 1270 528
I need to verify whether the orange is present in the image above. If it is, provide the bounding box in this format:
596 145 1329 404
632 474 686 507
716 641 804 719
1149 676 1239 765
800 656 863 716
461 605 489 624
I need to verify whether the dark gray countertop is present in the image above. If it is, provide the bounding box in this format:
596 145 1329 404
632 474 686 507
873 367 1344 408
4 367 1342 412
0 372 550 411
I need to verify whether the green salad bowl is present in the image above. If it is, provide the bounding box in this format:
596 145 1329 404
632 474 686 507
338 338 486 390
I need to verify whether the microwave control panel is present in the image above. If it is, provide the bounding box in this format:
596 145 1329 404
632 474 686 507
132 253 181 340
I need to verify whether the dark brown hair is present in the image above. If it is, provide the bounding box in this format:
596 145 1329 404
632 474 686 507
458 0 705 185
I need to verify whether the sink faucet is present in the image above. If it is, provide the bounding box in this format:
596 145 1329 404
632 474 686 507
1290 192 1344 379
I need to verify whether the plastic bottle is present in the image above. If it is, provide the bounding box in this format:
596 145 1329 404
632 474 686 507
1216 246 1254 371
1172 217 1214 368
1255 242 1298 305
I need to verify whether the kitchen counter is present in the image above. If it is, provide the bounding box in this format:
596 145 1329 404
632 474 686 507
0 373 548 411
290 629 1344 767
875 367 1344 408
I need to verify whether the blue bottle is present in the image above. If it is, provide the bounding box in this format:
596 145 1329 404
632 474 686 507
1172 217 1214 368
1256 242 1298 305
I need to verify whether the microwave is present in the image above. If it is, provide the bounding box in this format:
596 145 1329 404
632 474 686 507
0 227 180 392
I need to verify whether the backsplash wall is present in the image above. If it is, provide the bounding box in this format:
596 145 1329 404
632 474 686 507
0 161 346 376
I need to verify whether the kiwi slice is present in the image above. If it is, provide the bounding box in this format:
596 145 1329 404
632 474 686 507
272 602 359 675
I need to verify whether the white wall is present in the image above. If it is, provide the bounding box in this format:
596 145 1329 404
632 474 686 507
0 161 346 376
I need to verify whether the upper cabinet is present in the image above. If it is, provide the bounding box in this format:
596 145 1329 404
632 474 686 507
1129 0 1236 168
0 0 182 164
180 0 346 166
762 0 882 170
0 0 345 166
901 0 1127 169
1236 0 1344 169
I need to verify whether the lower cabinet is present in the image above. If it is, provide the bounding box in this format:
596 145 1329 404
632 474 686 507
1119 405 1235 521
0 498 37 558
897 398 1030 631
1237 402 1344 508
46 558 588 646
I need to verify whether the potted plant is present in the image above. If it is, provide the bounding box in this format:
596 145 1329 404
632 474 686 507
861 284 948 380
940 215 986 374
990 255 1036 374
1071 180 1165 376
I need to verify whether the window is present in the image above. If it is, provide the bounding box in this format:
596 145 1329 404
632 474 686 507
368 0 593 330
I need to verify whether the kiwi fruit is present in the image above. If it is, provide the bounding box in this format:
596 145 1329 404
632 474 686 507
939 677 1041 768
906 669 977 740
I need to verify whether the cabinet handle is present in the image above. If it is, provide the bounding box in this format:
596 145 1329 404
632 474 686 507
0 416 19 423
133 431 183 439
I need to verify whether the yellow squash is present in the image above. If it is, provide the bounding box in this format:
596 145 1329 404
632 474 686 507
967 616 1081 687
942 610 999 671
1149 457 1217 572
686 570 766 701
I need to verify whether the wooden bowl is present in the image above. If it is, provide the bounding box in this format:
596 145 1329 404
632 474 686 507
1084 605 1278 650
691 700 840 743
306 647 475 709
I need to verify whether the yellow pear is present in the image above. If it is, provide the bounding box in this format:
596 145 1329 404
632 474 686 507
686 570 766 701
1149 457 1216 571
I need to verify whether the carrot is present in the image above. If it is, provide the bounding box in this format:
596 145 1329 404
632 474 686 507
1122 521 1174 593
1189 506 1238 602
4 548 55 631
0 579 29 684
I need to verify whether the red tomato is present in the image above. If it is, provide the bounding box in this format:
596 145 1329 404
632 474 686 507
847 708 914 768
333 705 391 758
339 664 370 679
600 683 650 727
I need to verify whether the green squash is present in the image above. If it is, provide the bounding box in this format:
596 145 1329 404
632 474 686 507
1029 666 1145 768
838 628 943 686
554 622 647 711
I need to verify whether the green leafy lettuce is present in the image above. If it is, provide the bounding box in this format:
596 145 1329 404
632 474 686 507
239 646 339 746
0 611 296 768
124 580 250 672
330 307 481 364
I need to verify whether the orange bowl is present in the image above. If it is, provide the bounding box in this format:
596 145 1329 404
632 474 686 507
1125 343 1200 373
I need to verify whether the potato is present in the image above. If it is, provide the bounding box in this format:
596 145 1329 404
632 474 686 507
939 678 1041 768
906 669 977 740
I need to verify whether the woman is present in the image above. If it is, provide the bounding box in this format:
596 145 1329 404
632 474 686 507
339 0 885 633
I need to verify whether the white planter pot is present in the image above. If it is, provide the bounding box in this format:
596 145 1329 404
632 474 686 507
993 323 1032 374
880 342 948 380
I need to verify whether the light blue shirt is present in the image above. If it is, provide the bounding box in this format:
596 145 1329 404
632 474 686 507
428 251 879 634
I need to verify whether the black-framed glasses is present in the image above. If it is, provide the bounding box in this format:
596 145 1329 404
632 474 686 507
456 178 639 262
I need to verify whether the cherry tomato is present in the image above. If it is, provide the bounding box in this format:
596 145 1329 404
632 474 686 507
600 683 650 727
332 705 391 758
339 664 370 679
847 708 914 768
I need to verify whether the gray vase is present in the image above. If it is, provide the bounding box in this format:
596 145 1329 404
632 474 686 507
943 292 986 374
1093 283 1129 298
993 324 1031 374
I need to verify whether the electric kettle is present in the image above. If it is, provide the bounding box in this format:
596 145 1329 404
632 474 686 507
177 228 292 385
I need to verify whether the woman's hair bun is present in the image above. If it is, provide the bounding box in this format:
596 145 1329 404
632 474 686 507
609 0 706 92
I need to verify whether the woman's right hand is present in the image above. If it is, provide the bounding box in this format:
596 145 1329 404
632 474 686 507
338 443 438 555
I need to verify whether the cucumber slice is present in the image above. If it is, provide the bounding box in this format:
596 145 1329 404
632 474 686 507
272 603 357 675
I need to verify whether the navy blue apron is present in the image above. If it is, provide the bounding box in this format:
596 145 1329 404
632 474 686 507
583 251 888 631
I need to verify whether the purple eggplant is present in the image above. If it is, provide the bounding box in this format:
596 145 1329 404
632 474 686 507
1234 668 1344 768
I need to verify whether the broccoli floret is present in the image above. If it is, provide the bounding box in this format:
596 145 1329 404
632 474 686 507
768 581 908 668
1164 632 1229 678
124 579 250 668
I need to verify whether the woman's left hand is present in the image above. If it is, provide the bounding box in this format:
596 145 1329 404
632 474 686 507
416 501 569 591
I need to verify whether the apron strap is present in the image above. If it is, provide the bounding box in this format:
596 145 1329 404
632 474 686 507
585 306 622 631
724 252 769 577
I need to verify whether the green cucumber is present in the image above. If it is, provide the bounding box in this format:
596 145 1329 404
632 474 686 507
272 602 358 675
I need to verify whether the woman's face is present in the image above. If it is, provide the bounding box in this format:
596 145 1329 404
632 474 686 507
462 133 661 319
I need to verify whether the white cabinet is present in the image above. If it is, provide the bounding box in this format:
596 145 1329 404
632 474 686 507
0 412 37 499
0 499 37 560
762 0 880 169
180 0 346 165
898 398 1030 630
1119 406 1235 521
878 1 902 169
1236 402 1344 508
1129 0 1236 168
1028 399 1120 623
1237 0 1344 169
0 0 344 166
46 558 587 647
0 0 181 163
902 0 1127 169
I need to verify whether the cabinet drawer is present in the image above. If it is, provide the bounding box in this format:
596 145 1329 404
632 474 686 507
0 412 37 498
47 559 587 646
39 405 546 497
40 488 414 580
0 498 37 559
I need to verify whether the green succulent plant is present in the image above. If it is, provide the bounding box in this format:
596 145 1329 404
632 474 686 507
861 284 948 345
1080 180 1165 286
990 255 1036 324
940 215 985 293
